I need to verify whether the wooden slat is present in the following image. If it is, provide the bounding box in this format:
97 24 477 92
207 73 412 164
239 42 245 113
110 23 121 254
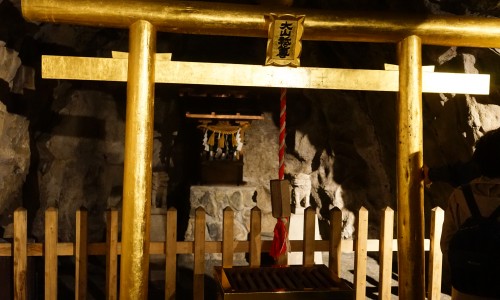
0 237 433 257
57 243 74 255
303 207 315 267
222 207 234 268
249 206 261 267
111 51 172 61
329 207 342 276
1 237 435 255
354 207 368 300
75 208 88 300
105 210 118 300
428 207 444 300
0 244 11 256
14 242 78 257
27 244 41 256
165 208 177 300
3 204 447 300
45 207 58 300
42 56 490 94
13 208 27 300
379 207 394 300
0 231 390 256
194 207 205 300
87 243 105 255
175 241 193 254
1 204 449 300
185 112 264 120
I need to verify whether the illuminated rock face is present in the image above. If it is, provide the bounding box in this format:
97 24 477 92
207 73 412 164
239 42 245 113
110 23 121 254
1 0 500 246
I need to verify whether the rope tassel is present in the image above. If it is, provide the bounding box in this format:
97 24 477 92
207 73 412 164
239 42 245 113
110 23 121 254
270 217 289 260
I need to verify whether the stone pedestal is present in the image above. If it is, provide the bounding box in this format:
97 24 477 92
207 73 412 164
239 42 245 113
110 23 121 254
180 185 257 275
288 207 323 265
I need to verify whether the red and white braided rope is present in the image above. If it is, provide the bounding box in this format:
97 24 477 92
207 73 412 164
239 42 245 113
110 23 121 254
279 88 286 180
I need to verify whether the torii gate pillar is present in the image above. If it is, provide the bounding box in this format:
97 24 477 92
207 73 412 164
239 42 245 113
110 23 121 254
397 35 425 300
120 20 156 299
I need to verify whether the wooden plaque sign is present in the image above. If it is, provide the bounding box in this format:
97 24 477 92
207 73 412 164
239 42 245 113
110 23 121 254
270 179 291 218
265 14 305 67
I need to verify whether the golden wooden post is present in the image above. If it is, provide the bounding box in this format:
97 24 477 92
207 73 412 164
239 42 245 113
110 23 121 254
75 208 88 300
303 207 316 267
45 207 58 300
379 207 394 300
329 207 342 277
249 207 262 267
106 210 119 300
165 208 177 300
194 208 206 300
222 207 234 268
428 207 444 300
13 208 27 300
397 35 425 300
354 207 368 300
119 20 156 300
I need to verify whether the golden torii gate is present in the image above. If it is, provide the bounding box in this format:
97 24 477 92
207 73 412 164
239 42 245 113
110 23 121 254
21 0 499 299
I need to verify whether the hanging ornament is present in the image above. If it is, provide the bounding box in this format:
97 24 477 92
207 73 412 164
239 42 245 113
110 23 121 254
202 130 209 151
235 129 243 151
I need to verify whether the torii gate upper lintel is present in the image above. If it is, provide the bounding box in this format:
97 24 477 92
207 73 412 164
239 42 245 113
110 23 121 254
21 1 497 300
21 0 500 47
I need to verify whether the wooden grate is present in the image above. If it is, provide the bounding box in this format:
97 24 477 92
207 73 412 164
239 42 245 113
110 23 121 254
215 265 354 299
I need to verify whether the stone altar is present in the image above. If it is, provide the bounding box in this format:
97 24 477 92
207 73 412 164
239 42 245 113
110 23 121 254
181 185 258 274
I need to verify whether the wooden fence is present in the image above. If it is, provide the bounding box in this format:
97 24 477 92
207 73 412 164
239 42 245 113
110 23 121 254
0 205 445 300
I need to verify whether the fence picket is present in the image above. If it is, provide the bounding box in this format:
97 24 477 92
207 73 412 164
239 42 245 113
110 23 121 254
303 207 315 267
329 207 342 276
379 207 394 300
165 208 177 300
249 206 261 267
194 207 206 300
354 207 368 300
75 208 88 300
14 208 27 300
428 207 444 300
222 207 234 268
105 210 118 300
3 204 449 299
45 207 58 300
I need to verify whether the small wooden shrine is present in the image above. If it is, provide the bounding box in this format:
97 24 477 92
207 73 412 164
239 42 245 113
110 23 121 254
186 111 263 185
181 86 264 185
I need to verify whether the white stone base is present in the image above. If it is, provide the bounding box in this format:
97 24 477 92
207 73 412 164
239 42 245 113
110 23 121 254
180 185 258 275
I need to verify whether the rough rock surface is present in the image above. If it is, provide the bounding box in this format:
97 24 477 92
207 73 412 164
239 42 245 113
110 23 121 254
30 89 125 242
0 102 30 234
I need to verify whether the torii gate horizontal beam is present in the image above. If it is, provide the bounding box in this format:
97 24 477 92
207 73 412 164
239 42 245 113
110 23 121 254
41 55 490 94
22 0 500 48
